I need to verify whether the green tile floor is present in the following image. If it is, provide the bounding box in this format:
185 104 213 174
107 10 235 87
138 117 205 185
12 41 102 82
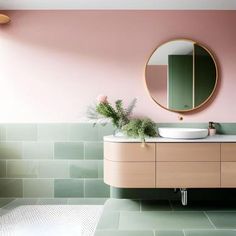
95 199 236 236
2 197 236 236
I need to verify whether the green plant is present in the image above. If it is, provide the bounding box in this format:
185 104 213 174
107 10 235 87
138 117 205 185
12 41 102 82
122 118 157 142
86 95 137 129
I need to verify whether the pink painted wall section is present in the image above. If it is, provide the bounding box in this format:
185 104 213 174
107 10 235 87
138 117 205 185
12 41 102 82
146 65 168 107
0 10 236 122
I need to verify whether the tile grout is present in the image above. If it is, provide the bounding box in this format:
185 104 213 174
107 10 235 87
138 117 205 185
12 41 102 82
203 211 217 229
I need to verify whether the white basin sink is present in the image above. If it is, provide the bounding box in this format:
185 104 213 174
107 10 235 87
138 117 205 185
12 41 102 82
158 128 208 139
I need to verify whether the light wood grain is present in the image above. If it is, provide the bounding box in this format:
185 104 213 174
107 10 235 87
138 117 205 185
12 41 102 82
104 142 155 162
221 143 236 161
104 159 155 188
156 143 220 162
156 162 220 188
221 162 236 187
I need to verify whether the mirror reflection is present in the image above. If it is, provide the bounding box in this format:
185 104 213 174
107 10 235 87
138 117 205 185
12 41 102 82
145 39 218 112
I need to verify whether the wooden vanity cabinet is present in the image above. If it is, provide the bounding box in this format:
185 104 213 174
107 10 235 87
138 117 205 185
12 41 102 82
221 143 236 187
104 142 155 188
156 143 221 188
104 141 236 189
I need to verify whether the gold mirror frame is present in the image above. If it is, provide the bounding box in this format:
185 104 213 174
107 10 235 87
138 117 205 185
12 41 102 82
144 38 219 113
0 14 10 24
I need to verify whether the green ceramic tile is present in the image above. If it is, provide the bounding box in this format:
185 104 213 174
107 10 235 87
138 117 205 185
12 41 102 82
70 160 98 178
0 160 6 177
6 124 37 141
54 179 84 198
0 179 23 197
54 142 84 160
216 123 236 135
98 123 115 141
141 200 172 211
23 142 53 159
103 199 140 212
156 230 184 236
0 142 22 159
84 142 103 160
38 161 69 178
84 179 110 198
23 179 53 198
98 161 103 178
96 211 120 230
206 212 236 229
119 211 213 230
95 230 154 236
37 198 68 205
0 198 15 208
7 160 38 178
185 230 236 236
67 198 107 205
69 123 98 141
37 124 69 141
0 125 6 141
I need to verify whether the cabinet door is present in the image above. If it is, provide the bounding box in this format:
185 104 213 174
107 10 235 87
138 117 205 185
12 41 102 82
104 159 155 188
221 143 236 161
156 143 220 162
156 162 220 188
104 142 155 162
221 162 236 187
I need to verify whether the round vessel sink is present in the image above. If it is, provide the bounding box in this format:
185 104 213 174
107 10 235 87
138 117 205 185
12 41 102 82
158 128 208 139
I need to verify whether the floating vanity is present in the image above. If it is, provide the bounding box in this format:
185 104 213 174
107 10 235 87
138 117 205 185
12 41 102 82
104 135 236 205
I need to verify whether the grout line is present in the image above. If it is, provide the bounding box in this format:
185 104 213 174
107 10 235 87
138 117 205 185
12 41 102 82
22 178 25 197
1 198 17 209
117 212 121 230
5 160 8 178
53 141 55 160
52 178 55 199
204 211 217 229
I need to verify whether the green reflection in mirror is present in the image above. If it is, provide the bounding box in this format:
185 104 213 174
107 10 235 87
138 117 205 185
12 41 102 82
145 39 218 112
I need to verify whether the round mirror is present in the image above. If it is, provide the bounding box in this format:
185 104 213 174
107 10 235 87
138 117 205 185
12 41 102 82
145 39 218 112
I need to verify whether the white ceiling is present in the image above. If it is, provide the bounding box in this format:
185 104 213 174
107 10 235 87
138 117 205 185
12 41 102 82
0 0 236 10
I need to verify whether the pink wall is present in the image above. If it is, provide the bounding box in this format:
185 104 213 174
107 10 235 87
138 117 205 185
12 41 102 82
146 65 168 107
0 10 236 122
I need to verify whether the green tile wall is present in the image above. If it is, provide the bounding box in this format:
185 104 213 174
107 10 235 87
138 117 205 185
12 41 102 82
0 122 236 200
0 123 114 199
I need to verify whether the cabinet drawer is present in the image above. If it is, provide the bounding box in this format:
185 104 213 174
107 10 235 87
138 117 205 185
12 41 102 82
221 162 236 187
104 159 155 188
156 162 220 188
104 142 155 162
221 143 236 161
156 143 220 162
